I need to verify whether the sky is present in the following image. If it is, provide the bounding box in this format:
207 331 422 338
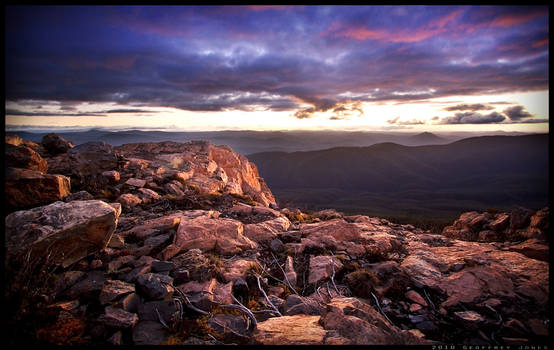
4 5 549 133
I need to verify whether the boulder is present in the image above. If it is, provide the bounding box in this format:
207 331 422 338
99 280 136 305
5 167 71 210
135 273 174 300
284 295 323 316
308 255 344 285
101 170 121 184
5 145 48 173
321 297 426 345
510 206 534 230
41 133 74 155
5 200 119 267
251 315 327 345
98 306 139 329
505 239 549 262
160 215 257 259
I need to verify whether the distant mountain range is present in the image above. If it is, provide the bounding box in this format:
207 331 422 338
9 129 506 155
248 134 549 223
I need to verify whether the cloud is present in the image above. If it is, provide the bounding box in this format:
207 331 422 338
387 117 426 125
4 6 549 122
443 103 494 111
503 105 534 121
439 111 506 124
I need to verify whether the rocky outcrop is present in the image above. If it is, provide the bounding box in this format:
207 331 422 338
5 200 120 267
4 134 549 346
5 145 48 173
115 140 276 207
442 207 548 243
5 167 71 210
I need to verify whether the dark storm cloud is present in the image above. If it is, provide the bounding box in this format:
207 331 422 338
4 6 549 119
439 111 506 124
444 103 494 112
438 105 544 124
5 108 106 117
503 105 534 121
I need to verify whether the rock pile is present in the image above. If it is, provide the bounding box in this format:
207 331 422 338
4 134 549 346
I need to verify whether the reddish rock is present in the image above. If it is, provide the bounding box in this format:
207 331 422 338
489 214 510 232
125 178 146 188
117 193 142 208
6 133 24 146
99 280 136 305
221 256 259 283
510 206 533 230
252 315 327 345
321 297 427 345
160 215 256 259
137 188 161 204
101 170 120 184
6 167 71 209
5 200 119 267
6 145 48 173
529 207 549 230
308 255 344 285
405 290 428 307
98 306 139 329
506 239 549 262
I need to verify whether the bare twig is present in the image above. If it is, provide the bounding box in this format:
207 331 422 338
256 275 282 317
270 252 299 295
422 288 435 310
155 307 170 329
330 253 340 295
171 284 210 315
219 296 257 333
486 304 502 325
371 291 395 326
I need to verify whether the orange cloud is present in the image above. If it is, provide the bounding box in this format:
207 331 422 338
490 8 547 27
328 9 463 43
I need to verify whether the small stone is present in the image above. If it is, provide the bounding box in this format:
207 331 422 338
98 306 139 329
99 280 136 305
125 178 147 188
270 238 284 253
108 234 126 249
151 260 175 273
119 293 142 314
409 303 423 312
136 273 174 300
171 268 190 285
454 311 485 328
405 290 428 307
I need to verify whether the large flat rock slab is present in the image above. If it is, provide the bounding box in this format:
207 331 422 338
5 200 120 267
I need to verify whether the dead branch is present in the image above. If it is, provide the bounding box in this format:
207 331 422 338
270 252 299 295
422 288 435 310
171 283 210 315
371 291 395 326
330 252 340 295
155 306 170 329
255 274 282 317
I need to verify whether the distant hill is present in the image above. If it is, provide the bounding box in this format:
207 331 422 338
406 132 447 145
10 129 462 155
248 134 549 223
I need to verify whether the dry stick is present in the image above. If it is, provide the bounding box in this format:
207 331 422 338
223 295 258 332
256 275 283 317
330 253 340 295
171 284 210 315
270 252 299 295
371 291 395 326
422 288 435 310
155 307 170 329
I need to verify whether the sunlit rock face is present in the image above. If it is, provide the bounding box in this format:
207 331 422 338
115 140 276 207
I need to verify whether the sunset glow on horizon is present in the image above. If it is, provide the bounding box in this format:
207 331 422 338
5 5 549 133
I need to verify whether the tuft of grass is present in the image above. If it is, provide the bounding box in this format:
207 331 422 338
344 268 380 299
